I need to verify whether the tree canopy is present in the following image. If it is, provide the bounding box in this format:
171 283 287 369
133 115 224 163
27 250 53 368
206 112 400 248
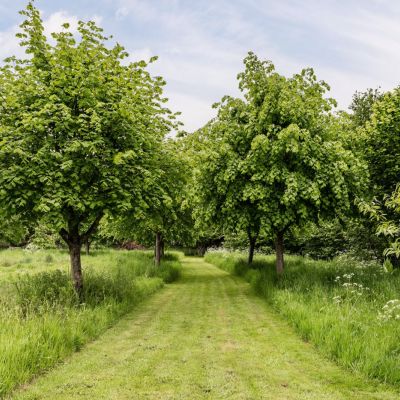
0 2 176 294
192 52 367 271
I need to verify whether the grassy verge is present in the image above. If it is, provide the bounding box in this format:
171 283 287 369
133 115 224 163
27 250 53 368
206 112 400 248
205 251 400 386
0 249 181 398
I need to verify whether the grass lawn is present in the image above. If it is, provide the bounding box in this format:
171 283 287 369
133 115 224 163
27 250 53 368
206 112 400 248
10 257 400 400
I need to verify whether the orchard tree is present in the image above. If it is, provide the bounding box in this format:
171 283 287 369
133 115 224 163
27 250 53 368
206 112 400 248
349 88 383 128
366 87 400 196
357 88 400 265
176 129 225 256
0 3 176 296
104 139 191 265
145 139 192 265
195 52 367 272
242 53 367 273
192 108 265 264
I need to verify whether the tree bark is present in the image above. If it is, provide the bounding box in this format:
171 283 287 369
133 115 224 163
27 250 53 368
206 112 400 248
275 231 284 275
197 245 207 257
160 235 165 258
248 238 256 264
155 231 161 266
247 229 257 265
68 240 83 298
85 239 90 255
59 212 103 299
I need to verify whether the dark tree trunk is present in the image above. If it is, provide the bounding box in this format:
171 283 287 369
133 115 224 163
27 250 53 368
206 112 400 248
247 229 258 265
68 240 83 298
197 245 207 257
155 231 161 266
275 231 284 275
248 238 256 264
59 212 104 299
85 239 90 255
160 236 165 258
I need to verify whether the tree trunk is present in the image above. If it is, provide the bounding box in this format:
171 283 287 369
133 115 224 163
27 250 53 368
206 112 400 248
160 235 165 258
197 245 207 257
248 238 256 264
247 229 257 265
275 231 284 275
85 239 90 255
68 241 83 298
59 212 104 299
155 231 161 266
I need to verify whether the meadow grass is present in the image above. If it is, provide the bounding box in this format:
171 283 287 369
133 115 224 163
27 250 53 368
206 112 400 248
205 251 400 386
0 249 181 398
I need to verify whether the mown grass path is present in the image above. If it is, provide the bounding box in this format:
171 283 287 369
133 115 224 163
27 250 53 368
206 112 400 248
12 257 399 399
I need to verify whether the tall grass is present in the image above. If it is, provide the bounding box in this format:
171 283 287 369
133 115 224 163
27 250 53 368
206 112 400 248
0 249 181 397
205 251 400 386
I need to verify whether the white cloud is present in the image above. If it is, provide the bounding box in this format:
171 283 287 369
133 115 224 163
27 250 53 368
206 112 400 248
0 25 23 61
116 0 400 129
0 9 103 62
3 0 400 131
115 7 129 20
43 11 103 39
43 11 79 37
163 91 217 133
126 47 153 62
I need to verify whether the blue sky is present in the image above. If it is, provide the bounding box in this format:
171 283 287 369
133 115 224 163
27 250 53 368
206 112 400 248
1 0 400 131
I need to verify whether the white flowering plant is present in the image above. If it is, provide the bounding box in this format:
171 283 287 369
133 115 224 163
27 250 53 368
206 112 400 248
378 299 400 322
333 272 371 304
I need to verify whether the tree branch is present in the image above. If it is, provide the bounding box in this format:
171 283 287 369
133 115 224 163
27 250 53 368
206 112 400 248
59 228 70 244
82 212 104 243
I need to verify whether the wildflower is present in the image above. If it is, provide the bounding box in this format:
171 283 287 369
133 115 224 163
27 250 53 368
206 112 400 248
332 295 341 304
378 299 400 322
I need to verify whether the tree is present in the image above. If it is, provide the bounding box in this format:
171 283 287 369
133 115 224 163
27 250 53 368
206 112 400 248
359 185 400 268
366 87 400 196
178 128 225 256
98 139 192 265
125 140 190 265
357 89 400 265
192 115 265 264
194 52 367 272
349 88 383 128
0 3 175 296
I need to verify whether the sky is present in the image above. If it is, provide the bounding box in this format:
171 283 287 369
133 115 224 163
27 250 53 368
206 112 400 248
1 0 400 132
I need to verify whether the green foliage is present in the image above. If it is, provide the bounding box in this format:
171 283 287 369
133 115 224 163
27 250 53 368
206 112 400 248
287 218 386 260
357 87 400 262
101 139 192 248
192 52 367 266
28 221 63 249
0 216 30 247
360 185 400 263
0 3 177 286
349 88 383 128
207 251 400 385
366 87 400 195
